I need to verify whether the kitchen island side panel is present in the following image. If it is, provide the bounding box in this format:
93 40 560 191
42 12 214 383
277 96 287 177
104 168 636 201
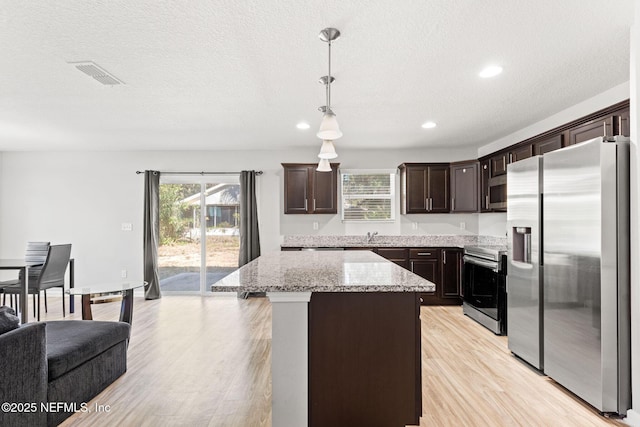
308 292 421 427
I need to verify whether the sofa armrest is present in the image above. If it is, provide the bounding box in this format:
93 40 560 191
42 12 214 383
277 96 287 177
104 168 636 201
0 322 47 426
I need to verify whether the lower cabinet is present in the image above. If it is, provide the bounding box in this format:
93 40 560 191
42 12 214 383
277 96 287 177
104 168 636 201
309 292 421 426
440 249 462 303
282 246 463 305
409 248 462 305
375 247 463 306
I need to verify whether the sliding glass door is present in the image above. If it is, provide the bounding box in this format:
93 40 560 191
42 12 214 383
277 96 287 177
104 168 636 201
158 175 240 294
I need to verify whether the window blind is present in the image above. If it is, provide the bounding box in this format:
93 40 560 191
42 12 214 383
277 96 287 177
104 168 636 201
341 172 395 221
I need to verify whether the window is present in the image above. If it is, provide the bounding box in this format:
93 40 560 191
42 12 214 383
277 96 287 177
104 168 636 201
341 170 396 221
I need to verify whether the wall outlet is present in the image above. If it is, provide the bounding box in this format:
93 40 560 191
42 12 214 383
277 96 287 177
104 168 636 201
121 269 127 278
412 222 418 230
313 221 319 230
460 222 466 230
121 223 132 231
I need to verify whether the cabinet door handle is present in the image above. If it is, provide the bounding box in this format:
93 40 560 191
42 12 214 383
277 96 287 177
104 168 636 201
429 198 433 211
425 198 429 211
451 198 455 211
417 252 432 256
503 156 506 170
313 199 316 211
304 199 308 211
443 251 446 264
485 195 489 209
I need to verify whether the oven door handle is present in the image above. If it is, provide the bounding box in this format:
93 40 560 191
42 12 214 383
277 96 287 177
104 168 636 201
463 255 499 272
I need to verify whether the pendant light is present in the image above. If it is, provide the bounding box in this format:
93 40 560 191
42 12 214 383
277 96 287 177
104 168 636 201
316 27 341 171
317 158 332 172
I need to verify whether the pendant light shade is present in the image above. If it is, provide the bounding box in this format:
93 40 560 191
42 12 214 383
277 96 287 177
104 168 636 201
314 27 341 170
317 112 342 140
318 140 338 159
317 158 332 172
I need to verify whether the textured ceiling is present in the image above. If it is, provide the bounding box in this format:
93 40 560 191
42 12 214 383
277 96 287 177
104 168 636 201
0 0 634 151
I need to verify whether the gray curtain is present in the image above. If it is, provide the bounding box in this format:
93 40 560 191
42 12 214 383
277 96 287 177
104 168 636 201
143 170 161 300
238 170 261 298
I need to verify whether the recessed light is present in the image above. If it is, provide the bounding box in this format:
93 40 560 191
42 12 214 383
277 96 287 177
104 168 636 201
421 121 437 129
296 122 310 130
479 65 503 78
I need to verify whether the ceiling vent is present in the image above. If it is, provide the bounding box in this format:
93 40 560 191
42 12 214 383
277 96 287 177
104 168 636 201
69 61 125 85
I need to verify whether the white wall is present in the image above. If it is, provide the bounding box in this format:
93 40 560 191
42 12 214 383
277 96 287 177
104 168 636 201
0 145 477 285
626 2 640 424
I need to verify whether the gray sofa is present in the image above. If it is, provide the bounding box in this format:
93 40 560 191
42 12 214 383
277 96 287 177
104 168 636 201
0 320 130 426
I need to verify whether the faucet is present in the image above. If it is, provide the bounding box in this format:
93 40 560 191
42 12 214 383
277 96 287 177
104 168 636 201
366 231 378 243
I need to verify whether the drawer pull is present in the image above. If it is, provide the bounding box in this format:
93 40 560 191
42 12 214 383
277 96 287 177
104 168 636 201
417 252 431 256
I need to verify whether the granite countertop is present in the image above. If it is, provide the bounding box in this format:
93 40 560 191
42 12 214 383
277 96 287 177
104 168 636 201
211 250 436 293
281 234 507 248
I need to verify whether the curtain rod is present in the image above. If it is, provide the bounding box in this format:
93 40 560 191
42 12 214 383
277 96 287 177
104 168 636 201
135 170 262 176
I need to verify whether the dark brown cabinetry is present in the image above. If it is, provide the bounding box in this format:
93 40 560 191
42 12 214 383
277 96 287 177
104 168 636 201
399 163 449 214
440 248 462 303
480 160 491 212
564 106 630 146
509 144 532 163
450 161 479 213
282 163 339 214
409 248 462 305
409 249 440 304
565 116 614 146
533 134 563 155
309 292 421 426
490 153 509 177
376 247 409 269
477 101 628 213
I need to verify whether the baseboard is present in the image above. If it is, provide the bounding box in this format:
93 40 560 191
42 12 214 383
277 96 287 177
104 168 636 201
625 409 640 426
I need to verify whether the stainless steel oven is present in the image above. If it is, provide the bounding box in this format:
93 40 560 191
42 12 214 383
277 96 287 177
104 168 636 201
462 245 507 335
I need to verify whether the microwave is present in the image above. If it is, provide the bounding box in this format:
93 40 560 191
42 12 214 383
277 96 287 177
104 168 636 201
488 174 507 210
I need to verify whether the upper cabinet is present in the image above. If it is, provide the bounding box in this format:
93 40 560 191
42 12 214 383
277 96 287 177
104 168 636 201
282 163 339 214
490 153 509 177
399 163 450 214
509 144 532 163
480 160 491 212
450 161 479 213
533 134 563 155
565 106 630 146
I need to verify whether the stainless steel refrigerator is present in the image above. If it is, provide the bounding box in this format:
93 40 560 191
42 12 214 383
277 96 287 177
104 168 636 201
508 136 631 414
542 136 630 415
507 155 544 370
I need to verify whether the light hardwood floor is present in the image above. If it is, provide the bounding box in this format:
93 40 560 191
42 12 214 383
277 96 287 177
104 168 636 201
27 295 624 427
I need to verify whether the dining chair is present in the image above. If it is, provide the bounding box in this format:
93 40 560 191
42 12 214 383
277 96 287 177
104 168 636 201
0 241 50 310
3 244 72 321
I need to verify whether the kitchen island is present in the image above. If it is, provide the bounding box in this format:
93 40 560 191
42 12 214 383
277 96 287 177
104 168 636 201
211 250 435 427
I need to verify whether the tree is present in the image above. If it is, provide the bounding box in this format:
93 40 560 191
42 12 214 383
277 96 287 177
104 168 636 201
159 184 194 244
